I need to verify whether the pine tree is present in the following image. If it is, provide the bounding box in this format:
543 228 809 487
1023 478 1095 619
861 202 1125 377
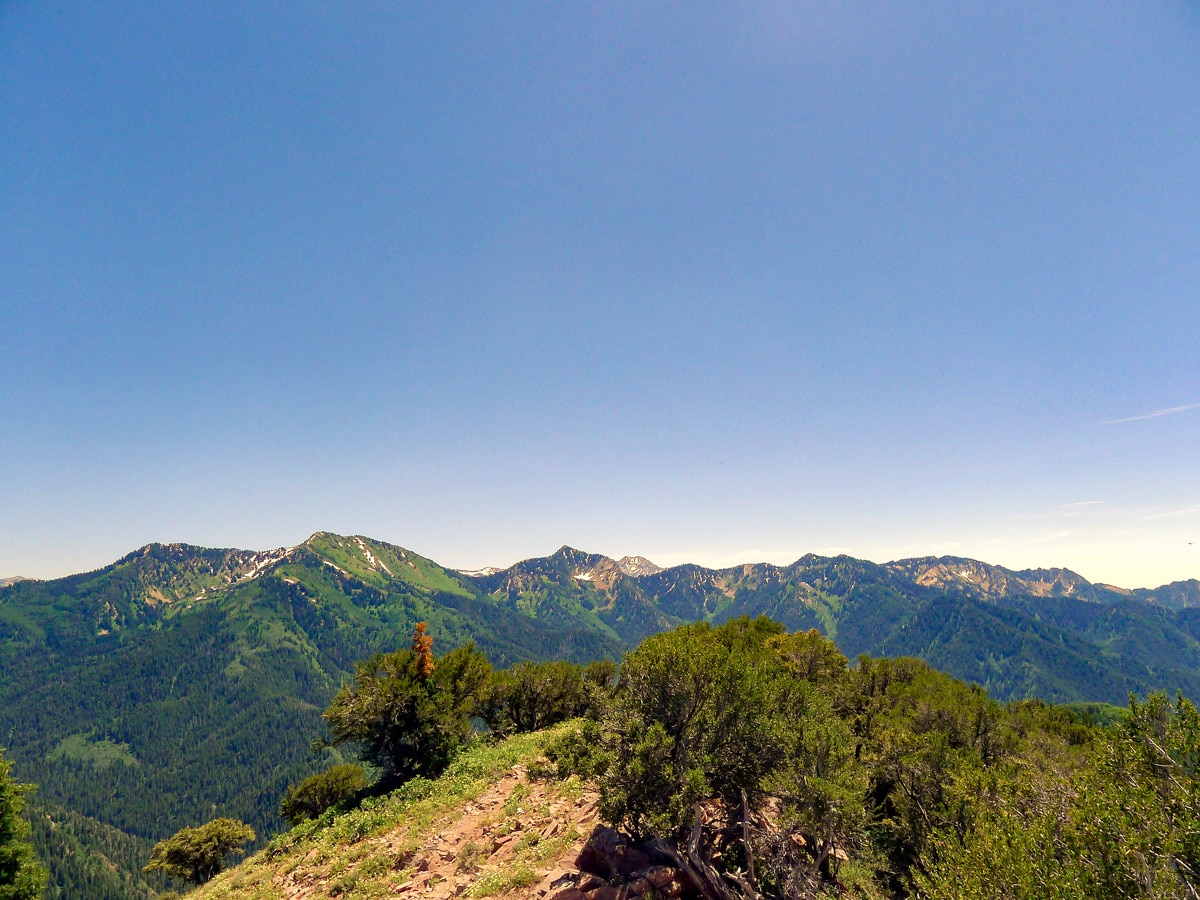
322 627 491 786
0 749 46 900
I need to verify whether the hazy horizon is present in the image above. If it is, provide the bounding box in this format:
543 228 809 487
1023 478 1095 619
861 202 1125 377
5 523 1198 594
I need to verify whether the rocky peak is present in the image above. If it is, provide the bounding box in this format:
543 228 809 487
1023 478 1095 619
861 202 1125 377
615 556 661 577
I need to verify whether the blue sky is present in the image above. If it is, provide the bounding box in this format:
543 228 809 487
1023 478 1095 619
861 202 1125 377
3 2 1199 587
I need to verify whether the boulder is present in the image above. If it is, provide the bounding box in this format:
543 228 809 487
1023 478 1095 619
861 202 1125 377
614 846 652 878
644 866 676 889
537 868 578 895
577 873 608 893
585 886 632 900
576 826 625 877
576 826 654 878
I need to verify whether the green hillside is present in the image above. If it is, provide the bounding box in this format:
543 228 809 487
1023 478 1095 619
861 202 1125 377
26 798 166 900
0 535 622 900
472 549 1200 704
189 619 1200 900
6 534 1200 899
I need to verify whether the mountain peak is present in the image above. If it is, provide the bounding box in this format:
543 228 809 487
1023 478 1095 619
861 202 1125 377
616 556 661 577
552 545 590 559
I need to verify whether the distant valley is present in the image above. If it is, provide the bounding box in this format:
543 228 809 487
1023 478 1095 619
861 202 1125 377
5 531 1200 899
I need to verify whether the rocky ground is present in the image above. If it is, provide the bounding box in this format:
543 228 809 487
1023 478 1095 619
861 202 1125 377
191 727 698 900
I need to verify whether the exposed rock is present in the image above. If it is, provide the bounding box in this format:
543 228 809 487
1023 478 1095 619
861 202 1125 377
585 886 633 900
577 825 656 880
538 867 578 895
576 826 625 877
617 556 663 577
577 873 608 892
562 825 698 899
645 866 677 888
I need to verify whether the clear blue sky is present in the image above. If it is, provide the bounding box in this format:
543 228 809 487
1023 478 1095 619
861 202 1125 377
3 2 1199 587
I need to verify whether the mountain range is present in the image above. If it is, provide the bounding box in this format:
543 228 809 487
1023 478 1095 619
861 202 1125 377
4 531 1200 899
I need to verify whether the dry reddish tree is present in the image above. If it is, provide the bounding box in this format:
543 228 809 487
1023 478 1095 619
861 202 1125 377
412 621 435 680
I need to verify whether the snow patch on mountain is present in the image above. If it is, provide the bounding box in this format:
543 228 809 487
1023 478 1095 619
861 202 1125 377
457 566 503 578
616 556 662 577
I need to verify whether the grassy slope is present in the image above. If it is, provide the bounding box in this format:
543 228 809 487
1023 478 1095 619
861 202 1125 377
190 725 585 900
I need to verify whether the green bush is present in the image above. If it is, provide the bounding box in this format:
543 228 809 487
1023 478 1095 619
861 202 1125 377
321 638 492 787
143 818 255 885
915 692 1200 900
483 660 589 737
544 719 610 780
598 617 801 838
582 659 618 696
279 764 367 826
585 617 1084 896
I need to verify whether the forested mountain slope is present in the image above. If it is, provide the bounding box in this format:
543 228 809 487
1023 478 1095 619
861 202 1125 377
4 533 1200 899
0 534 621 899
465 547 1200 703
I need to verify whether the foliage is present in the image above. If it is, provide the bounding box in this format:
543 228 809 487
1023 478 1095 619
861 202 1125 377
279 764 367 826
583 658 619 689
838 655 1012 881
544 719 611 780
467 863 540 897
412 621 435 679
321 629 492 787
914 692 1200 900
583 619 1119 898
1062 700 1128 728
598 617 798 838
1124 691 1200 884
482 660 588 736
25 798 163 900
143 818 256 885
0 749 46 900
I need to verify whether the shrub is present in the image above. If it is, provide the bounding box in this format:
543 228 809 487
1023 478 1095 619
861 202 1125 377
321 628 492 787
544 719 609 780
583 659 618 697
591 617 875 895
908 691 1200 900
483 660 589 737
598 617 799 838
143 818 255 885
279 763 367 825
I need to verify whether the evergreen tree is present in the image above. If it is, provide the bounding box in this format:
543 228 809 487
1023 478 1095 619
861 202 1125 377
0 749 47 900
321 626 492 786
482 660 590 736
143 818 255 886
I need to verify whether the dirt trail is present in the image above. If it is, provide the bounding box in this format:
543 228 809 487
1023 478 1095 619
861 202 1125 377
273 766 599 900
